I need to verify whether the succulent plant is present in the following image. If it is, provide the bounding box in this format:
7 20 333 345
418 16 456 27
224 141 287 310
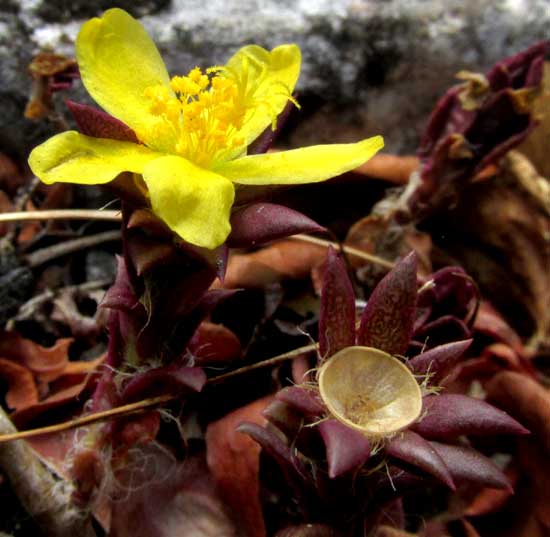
241 249 528 535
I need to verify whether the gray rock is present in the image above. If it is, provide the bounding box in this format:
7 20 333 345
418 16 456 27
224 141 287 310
1 0 549 160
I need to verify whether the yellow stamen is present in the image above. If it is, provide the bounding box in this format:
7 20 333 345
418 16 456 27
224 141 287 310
143 61 296 167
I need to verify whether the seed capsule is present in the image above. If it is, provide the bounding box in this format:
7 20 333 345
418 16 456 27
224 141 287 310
318 346 422 437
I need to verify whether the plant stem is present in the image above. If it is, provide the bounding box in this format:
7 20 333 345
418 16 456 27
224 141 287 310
0 343 318 443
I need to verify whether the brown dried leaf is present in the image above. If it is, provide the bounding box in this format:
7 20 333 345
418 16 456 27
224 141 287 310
438 172 550 352
345 214 432 286
190 322 242 365
12 359 103 427
464 474 516 517
486 371 550 451
221 240 326 289
206 397 273 537
0 357 39 410
479 371 550 536
0 332 72 383
353 154 418 185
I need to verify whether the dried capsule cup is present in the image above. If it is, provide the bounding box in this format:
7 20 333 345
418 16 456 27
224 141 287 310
318 346 422 437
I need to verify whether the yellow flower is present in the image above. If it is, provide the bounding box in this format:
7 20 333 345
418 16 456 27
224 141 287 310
28 8 384 249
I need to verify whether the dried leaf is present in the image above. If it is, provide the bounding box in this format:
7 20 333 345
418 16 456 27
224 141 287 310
222 240 326 289
206 397 272 537
189 322 242 366
353 154 419 185
433 168 550 351
0 331 71 383
486 371 550 452
0 358 39 410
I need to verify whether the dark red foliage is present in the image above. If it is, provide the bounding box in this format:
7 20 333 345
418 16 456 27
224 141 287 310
412 394 528 440
318 247 356 358
66 101 139 143
228 203 325 248
386 430 455 489
318 419 371 478
402 40 549 219
357 251 417 355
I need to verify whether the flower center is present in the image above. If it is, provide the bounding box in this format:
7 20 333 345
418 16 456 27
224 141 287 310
142 63 294 167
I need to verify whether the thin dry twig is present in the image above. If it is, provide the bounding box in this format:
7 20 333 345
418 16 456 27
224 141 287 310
25 229 121 267
291 234 395 270
13 278 113 322
0 209 120 224
0 209 395 270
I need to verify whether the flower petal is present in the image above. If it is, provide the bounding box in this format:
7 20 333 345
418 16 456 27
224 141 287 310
76 8 174 150
29 131 161 185
225 44 301 147
142 155 235 249
214 136 384 185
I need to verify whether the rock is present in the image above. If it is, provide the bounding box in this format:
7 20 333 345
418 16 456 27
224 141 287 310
2 0 549 160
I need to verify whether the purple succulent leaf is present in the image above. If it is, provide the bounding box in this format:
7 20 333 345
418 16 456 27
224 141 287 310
318 419 370 478
319 247 356 358
488 41 548 89
66 100 139 143
412 394 529 440
276 386 326 417
237 422 310 488
386 430 455 489
357 251 418 355
100 256 140 312
227 203 326 248
90 310 123 413
429 441 512 491
262 401 303 439
414 288 434 331
196 288 240 315
174 240 227 281
422 266 479 326
407 339 472 382
121 365 206 403
413 315 472 346
125 234 176 276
